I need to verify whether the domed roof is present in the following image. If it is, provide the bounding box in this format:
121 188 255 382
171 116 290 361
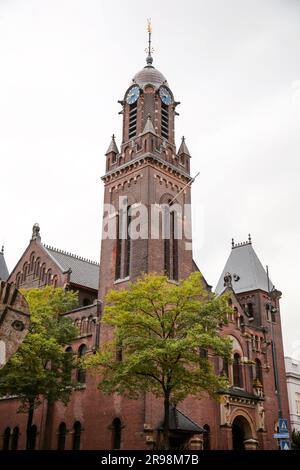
131 65 169 90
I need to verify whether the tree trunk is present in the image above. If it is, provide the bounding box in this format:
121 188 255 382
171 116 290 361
26 399 35 450
42 400 54 449
163 393 170 450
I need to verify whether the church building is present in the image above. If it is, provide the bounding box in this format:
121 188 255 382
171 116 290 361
0 29 289 450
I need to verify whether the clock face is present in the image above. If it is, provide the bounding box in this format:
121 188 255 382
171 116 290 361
159 87 172 105
126 86 140 105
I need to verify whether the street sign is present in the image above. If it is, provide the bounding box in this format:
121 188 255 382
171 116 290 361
279 418 289 434
280 440 291 450
274 433 290 439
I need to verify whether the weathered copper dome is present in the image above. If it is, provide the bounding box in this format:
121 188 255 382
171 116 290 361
131 65 169 90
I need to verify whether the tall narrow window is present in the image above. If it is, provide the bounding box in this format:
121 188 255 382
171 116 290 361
72 421 81 450
115 214 122 280
163 205 170 278
2 427 10 450
57 422 67 450
233 353 243 388
128 101 137 139
77 344 87 384
171 211 178 281
124 206 131 278
203 424 210 450
161 103 169 140
112 418 121 450
11 426 19 450
255 358 263 386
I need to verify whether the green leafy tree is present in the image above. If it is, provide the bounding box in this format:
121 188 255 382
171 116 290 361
292 429 300 449
0 287 78 450
85 272 232 449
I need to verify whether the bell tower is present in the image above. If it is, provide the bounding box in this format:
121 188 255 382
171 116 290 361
99 23 194 300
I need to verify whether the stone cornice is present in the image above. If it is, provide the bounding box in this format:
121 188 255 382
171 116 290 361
102 152 191 183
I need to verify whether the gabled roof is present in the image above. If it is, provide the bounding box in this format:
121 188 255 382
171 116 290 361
158 406 205 433
0 247 9 281
44 245 99 291
215 239 274 295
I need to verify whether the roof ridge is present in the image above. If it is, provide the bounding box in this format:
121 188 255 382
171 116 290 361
43 244 100 266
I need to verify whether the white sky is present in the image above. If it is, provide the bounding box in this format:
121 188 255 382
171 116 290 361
0 0 299 357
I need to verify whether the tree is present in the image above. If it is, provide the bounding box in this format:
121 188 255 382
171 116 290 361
85 272 232 449
0 287 78 450
291 429 300 449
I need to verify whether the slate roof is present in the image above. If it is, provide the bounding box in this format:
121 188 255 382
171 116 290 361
105 135 119 155
44 245 99 291
0 248 9 281
141 115 156 135
178 137 191 156
215 240 274 295
158 406 205 433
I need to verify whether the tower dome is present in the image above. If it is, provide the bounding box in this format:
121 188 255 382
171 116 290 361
131 65 169 90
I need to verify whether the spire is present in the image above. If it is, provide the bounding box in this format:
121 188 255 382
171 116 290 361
31 223 41 241
178 136 191 156
0 245 9 281
105 134 119 155
145 18 154 66
141 114 156 135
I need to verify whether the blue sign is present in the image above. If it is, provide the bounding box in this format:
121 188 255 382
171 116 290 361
279 418 289 434
280 440 291 450
274 433 290 439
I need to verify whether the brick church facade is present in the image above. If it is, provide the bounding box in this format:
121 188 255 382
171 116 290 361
0 41 289 450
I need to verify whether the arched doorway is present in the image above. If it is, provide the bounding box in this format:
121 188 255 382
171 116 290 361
232 416 252 450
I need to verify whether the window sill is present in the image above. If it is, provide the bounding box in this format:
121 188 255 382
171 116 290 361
114 277 130 285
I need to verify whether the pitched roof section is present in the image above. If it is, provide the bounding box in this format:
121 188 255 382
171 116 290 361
215 240 274 295
0 247 9 281
44 245 99 291
158 406 205 433
178 136 191 156
105 134 119 155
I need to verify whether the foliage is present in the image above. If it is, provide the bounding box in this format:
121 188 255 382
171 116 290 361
85 272 232 448
0 287 79 411
291 429 300 449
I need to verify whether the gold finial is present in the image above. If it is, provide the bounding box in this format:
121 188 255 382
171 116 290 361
147 18 152 33
145 18 153 65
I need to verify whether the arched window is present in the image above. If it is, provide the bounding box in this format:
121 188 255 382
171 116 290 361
41 264 46 283
11 426 19 450
30 253 35 272
2 427 10 450
57 422 67 450
81 317 87 335
161 102 169 140
163 202 178 281
233 353 243 388
35 258 40 278
115 213 121 280
77 344 87 383
28 424 37 450
46 269 52 285
247 303 254 317
65 346 73 380
124 206 131 278
72 421 81 450
221 357 229 377
203 424 210 450
23 263 28 281
16 272 21 288
128 101 137 139
112 418 121 449
255 358 263 386
88 315 94 333
52 275 58 288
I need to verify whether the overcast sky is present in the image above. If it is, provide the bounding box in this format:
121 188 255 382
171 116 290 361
0 0 299 357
